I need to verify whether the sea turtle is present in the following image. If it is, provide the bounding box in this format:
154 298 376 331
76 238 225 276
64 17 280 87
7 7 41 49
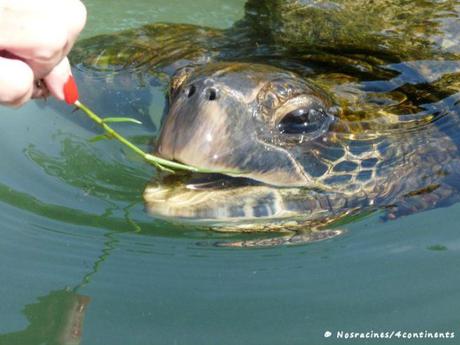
70 0 460 246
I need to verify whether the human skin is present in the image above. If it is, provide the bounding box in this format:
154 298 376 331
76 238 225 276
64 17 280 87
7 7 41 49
0 0 86 106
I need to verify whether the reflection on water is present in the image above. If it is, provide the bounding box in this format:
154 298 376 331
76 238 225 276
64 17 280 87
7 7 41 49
0 227 124 345
25 134 149 203
0 290 90 345
1 0 460 344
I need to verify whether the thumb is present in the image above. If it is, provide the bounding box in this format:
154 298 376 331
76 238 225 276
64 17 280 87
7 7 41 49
0 56 34 106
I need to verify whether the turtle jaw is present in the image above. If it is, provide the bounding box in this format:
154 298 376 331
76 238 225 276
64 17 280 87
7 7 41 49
143 185 288 225
143 173 286 224
142 171 337 226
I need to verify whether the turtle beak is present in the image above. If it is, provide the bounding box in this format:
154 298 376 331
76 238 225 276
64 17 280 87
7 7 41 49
156 79 310 187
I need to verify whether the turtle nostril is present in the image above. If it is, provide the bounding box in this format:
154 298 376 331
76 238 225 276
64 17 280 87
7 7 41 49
206 87 218 101
187 85 196 98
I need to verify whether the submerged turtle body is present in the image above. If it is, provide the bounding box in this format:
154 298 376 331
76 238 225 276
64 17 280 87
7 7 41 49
71 1 460 244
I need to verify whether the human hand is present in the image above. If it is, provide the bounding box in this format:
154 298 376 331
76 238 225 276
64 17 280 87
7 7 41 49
0 0 86 106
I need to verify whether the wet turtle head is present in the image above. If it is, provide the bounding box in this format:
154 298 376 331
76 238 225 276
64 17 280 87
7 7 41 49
144 62 354 225
157 62 335 187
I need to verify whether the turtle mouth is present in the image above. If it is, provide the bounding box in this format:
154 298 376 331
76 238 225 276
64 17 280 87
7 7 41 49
142 171 295 224
179 172 265 190
142 169 340 227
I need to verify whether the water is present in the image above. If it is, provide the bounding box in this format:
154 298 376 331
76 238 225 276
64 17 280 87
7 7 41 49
1 1 460 344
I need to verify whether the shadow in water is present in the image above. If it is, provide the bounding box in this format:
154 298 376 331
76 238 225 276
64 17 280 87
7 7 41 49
0 230 120 345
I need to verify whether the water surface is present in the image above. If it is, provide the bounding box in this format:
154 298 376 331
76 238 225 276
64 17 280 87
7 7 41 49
0 1 459 344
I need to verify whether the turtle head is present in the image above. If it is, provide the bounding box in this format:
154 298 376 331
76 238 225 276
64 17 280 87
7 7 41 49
157 62 335 187
145 62 353 225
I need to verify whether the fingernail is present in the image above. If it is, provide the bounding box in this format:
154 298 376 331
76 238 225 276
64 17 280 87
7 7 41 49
63 75 79 104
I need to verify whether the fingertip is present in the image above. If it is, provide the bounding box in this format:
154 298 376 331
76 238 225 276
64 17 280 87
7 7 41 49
0 57 34 107
43 57 72 101
63 75 79 105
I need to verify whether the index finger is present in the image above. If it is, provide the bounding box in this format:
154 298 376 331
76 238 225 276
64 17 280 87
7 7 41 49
0 0 87 78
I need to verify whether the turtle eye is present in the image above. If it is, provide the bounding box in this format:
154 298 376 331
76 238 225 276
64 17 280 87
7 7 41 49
278 107 331 135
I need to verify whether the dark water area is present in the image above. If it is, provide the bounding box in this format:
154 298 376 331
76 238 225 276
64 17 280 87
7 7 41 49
1 1 460 344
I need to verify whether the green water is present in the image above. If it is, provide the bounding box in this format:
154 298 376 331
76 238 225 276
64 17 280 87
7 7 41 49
1 1 460 344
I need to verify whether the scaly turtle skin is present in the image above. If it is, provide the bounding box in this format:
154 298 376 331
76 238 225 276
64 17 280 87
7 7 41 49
70 1 460 245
